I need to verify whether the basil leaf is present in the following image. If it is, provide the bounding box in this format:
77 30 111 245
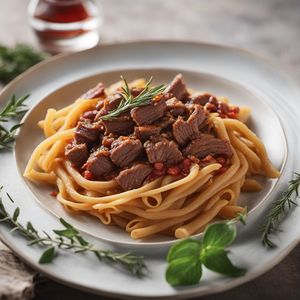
166 256 202 286
203 223 236 249
167 239 202 263
201 247 246 277
39 246 55 264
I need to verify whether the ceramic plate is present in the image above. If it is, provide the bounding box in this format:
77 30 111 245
0 41 300 299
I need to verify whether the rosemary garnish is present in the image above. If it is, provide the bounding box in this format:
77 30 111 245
0 188 147 277
261 173 300 248
0 94 29 150
101 77 166 120
0 44 47 84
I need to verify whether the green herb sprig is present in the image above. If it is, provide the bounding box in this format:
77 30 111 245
166 213 246 286
261 173 300 248
100 77 166 120
0 94 29 150
0 44 46 84
0 189 147 277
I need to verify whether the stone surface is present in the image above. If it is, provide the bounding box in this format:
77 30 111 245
0 0 300 299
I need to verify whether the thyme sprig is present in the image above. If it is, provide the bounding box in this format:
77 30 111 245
261 173 300 248
0 94 29 150
0 188 147 277
101 77 166 120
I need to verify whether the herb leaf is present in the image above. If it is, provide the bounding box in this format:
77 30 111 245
200 248 245 277
261 173 300 248
0 44 46 84
203 222 236 249
165 216 246 286
39 246 56 264
166 256 202 286
100 77 166 120
167 238 201 263
0 188 147 277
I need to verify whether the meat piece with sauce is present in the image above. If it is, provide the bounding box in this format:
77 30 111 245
84 147 115 179
65 143 89 168
80 82 105 99
116 163 153 191
75 120 103 144
131 97 166 125
172 105 207 146
134 125 161 142
101 114 135 136
166 97 189 117
110 137 143 167
183 134 233 158
165 74 189 102
144 137 183 166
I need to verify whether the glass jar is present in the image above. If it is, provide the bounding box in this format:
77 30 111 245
28 0 102 53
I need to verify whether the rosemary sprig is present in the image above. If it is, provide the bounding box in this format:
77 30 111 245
101 76 166 120
0 94 29 150
261 173 300 248
0 44 47 84
0 188 147 277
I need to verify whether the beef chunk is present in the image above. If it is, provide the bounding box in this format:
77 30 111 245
144 137 183 165
96 94 123 118
189 93 217 106
131 98 166 125
165 74 189 101
84 147 115 179
134 125 160 141
110 137 143 167
80 82 105 99
116 163 152 191
172 105 207 146
65 143 89 168
183 134 233 158
166 97 189 117
75 120 102 144
102 114 135 136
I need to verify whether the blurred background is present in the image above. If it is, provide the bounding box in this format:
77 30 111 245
1 0 300 78
1 1 300 300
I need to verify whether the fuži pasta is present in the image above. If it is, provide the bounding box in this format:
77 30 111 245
24 74 280 240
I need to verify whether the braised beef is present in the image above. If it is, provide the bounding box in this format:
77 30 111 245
189 93 217 106
81 110 98 121
134 125 160 141
172 105 207 146
131 98 166 125
165 74 189 102
183 134 233 158
166 97 189 117
144 137 183 165
96 94 123 119
102 114 134 136
75 120 102 144
65 143 89 168
110 137 143 167
153 114 175 132
131 88 143 97
80 82 105 99
116 163 152 191
84 147 115 179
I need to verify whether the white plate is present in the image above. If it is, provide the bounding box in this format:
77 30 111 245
15 68 287 248
0 41 300 299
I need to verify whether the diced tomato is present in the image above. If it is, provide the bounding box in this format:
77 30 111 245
154 162 164 171
167 166 181 176
216 156 226 165
228 112 237 119
50 191 57 197
83 170 93 180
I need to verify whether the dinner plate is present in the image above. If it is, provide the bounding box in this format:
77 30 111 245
0 41 300 299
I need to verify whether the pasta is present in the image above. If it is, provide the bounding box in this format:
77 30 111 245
24 74 280 240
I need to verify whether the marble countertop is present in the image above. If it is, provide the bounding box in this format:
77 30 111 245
1 0 300 299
